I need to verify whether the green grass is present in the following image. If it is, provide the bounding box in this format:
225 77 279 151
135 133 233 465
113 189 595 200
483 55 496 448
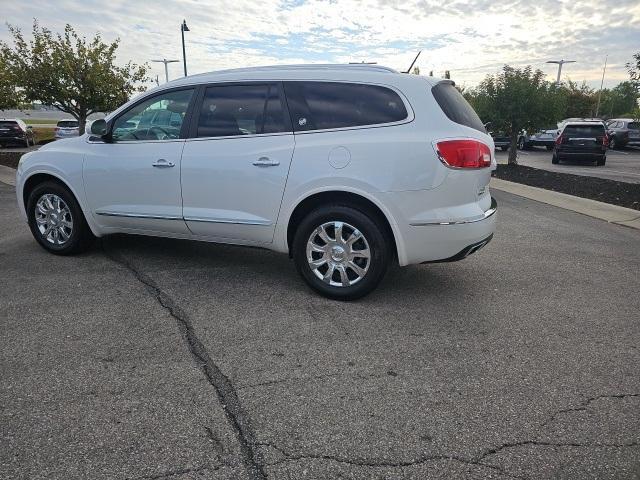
21 118 60 125
33 126 56 144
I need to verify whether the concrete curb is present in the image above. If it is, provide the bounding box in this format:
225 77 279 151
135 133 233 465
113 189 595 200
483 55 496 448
491 177 640 230
0 164 16 186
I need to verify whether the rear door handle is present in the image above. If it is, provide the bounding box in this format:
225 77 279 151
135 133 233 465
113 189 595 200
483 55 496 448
252 157 280 167
152 159 175 168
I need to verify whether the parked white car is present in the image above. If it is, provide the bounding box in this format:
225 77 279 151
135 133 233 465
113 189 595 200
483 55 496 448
54 120 80 139
16 64 497 299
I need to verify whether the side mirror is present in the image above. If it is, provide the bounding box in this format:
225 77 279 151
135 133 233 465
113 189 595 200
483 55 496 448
27 125 33 129
90 119 108 136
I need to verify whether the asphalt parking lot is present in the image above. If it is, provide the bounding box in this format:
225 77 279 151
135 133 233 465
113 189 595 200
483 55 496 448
495 146 640 184
1 181 639 480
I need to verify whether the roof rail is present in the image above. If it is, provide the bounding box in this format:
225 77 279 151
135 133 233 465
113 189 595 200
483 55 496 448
183 64 399 79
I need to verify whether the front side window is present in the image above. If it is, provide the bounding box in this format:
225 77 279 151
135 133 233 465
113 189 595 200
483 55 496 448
196 84 287 138
284 81 408 131
112 89 194 141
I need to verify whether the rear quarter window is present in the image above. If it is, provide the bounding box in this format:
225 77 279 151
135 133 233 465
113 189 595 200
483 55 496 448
284 81 408 131
431 82 485 133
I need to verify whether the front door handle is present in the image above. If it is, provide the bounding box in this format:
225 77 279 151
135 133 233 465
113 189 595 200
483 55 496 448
252 157 280 167
152 159 175 168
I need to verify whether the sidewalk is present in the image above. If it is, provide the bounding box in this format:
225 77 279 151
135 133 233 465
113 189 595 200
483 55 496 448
491 177 640 230
0 164 16 186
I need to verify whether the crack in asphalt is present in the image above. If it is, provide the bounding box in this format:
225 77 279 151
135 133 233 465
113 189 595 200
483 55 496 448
102 243 638 480
104 245 266 480
538 393 640 431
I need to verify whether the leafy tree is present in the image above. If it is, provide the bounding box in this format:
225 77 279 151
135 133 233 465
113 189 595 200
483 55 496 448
412 66 420 75
467 65 563 165
627 51 640 92
560 80 595 118
0 55 22 110
0 21 148 134
597 82 638 118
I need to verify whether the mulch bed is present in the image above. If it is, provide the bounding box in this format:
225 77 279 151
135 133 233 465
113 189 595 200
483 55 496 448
495 164 640 211
0 152 23 169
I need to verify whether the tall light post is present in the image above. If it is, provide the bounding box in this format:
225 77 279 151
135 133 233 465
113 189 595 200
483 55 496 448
181 20 190 77
546 59 576 85
151 58 180 83
595 55 608 117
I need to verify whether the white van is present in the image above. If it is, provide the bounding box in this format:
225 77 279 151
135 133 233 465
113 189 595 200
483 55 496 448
16 64 497 299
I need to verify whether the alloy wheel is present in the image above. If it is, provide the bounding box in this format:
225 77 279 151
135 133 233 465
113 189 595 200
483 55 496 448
35 193 74 245
306 221 371 287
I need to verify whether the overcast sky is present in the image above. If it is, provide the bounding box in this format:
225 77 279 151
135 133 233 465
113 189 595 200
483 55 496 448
2 0 639 89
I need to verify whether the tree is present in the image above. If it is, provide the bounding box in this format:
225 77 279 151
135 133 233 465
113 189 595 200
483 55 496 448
412 66 420 75
627 51 640 91
560 80 595 118
0 21 148 134
0 55 22 110
467 65 563 165
597 82 638 118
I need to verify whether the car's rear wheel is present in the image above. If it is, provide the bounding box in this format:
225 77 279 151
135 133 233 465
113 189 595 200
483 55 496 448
551 153 559 164
597 156 606 166
609 137 617 149
546 146 553 151
293 205 391 300
26 181 95 255
517 137 526 150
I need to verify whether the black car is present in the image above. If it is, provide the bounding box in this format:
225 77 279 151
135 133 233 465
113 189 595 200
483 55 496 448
0 119 36 147
489 131 510 151
552 122 607 166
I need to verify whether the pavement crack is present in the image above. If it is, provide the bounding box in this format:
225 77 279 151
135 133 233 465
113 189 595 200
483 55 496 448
104 245 266 480
539 393 640 431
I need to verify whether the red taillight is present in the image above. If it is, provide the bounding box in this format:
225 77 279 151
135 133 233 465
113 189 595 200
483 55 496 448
54 127 60 132
436 139 491 169
602 135 609 147
555 135 563 145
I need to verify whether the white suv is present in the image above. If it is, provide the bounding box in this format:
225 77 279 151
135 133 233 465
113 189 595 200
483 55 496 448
16 64 497 299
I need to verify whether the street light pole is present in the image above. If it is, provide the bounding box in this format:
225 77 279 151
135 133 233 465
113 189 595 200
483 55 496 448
595 55 608 118
151 58 180 83
546 59 576 85
181 20 190 77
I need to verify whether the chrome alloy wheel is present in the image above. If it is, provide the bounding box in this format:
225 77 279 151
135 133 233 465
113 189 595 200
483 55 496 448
35 194 73 245
306 221 371 287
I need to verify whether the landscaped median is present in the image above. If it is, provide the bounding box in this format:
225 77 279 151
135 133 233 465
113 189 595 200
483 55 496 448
494 164 640 211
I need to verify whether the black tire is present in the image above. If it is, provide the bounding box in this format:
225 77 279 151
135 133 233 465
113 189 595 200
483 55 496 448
609 137 616 150
551 153 559 164
500 146 508 151
597 156 606 166
26 180 95 255
517 137 526 150
292 205 391 300
546 146 553 151
24 138 30 147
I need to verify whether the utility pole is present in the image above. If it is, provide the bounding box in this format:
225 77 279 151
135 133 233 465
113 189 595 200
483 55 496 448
546 59 576 85
181 20 190 77
151 58 180 83
595 55 608 117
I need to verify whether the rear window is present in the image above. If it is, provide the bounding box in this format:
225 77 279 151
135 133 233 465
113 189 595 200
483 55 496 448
629 122 639 130
0 121 18 127
284 81 408 131
431 83 485 133
57 120 79 128
563 125 605 137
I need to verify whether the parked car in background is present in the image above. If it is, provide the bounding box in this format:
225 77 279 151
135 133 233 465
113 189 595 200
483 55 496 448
606 118 640 149
54 120 80 139
518 128 557 150
0 119 36 147
15 64 497 300
489 131 510 151
552 121 608 166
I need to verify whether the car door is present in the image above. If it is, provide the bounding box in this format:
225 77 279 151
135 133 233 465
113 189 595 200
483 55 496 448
83 87 196 234
180 83 294 243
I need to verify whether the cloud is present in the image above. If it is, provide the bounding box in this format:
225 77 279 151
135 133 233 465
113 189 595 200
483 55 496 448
1 0 638 88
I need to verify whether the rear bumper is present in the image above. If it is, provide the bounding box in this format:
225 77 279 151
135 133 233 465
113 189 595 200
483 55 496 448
398 197 497 265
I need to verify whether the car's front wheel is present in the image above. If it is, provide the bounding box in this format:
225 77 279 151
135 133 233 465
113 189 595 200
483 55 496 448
609 137 617 149
293 205 391 300
517 137 526 150
26 181 95 255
